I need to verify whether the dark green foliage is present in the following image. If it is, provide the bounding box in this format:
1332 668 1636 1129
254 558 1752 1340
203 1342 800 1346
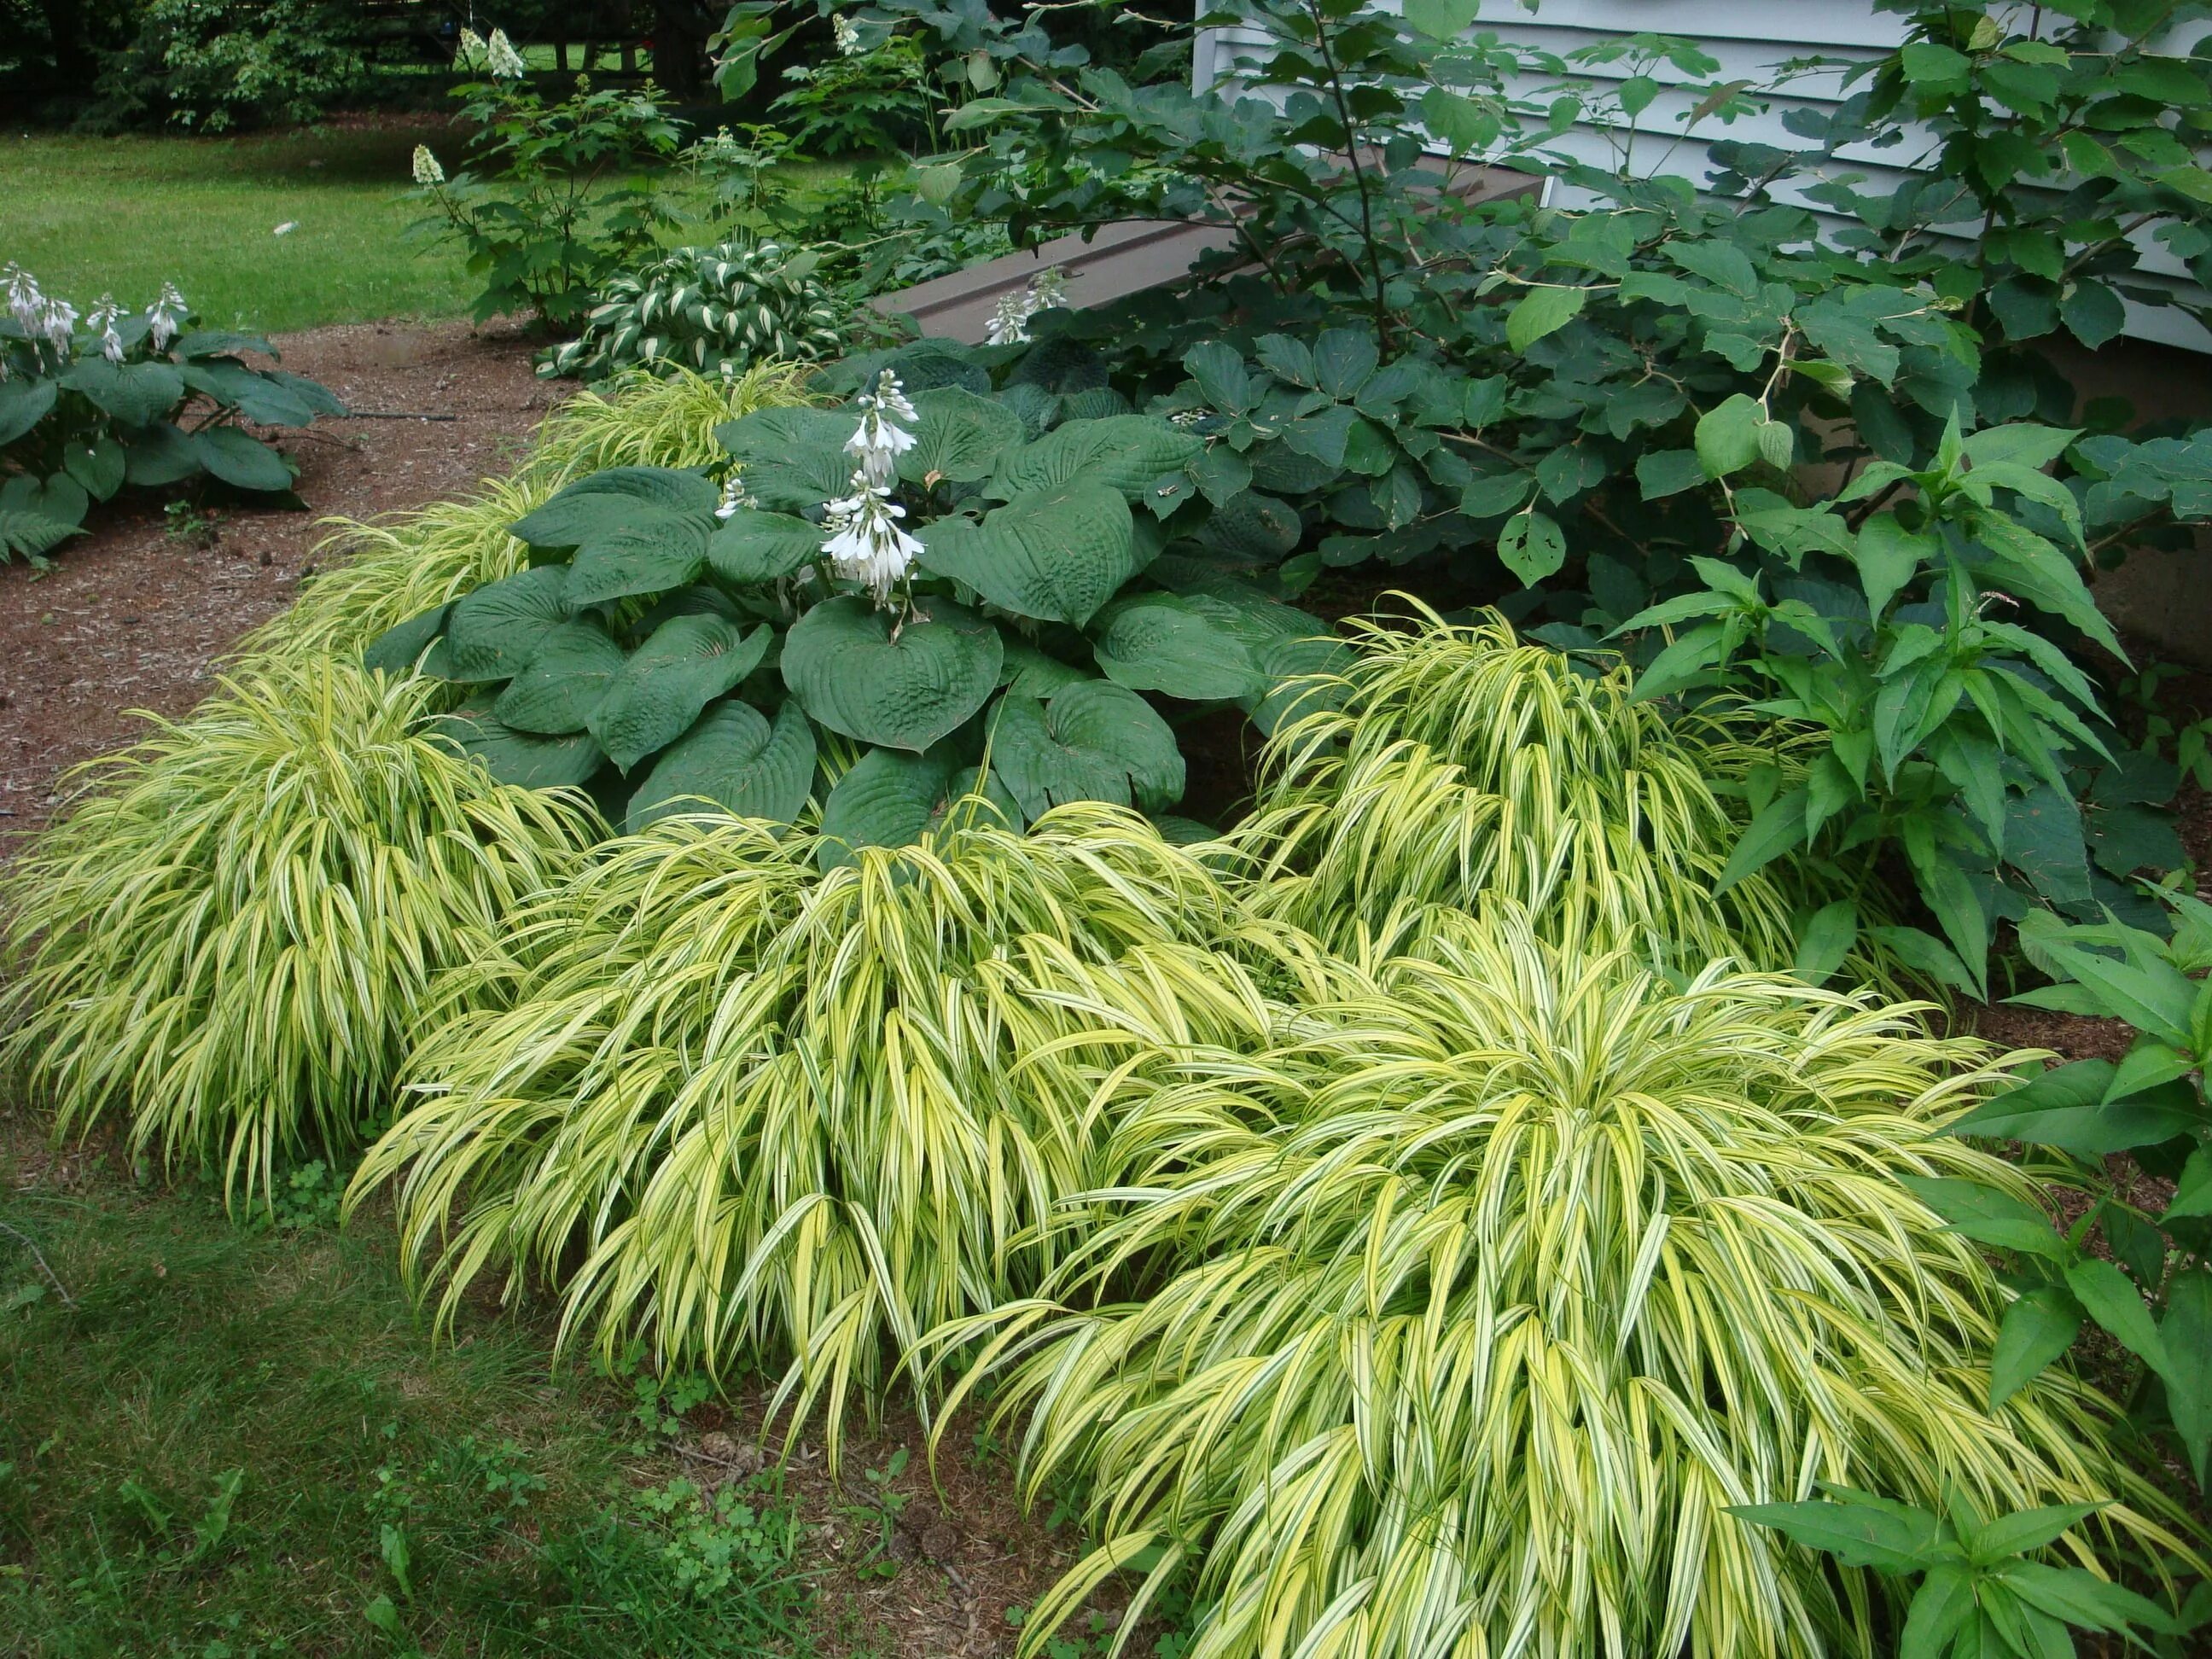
84 0 368 133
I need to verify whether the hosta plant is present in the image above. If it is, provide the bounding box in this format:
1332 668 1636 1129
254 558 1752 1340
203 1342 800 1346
0 265 341 562
364 347 1330 854
0 655 590 1206
535 241 852 383
1226 602 1811 970
352 803 1252 1460
251 363 814 663
938 908 2203 1659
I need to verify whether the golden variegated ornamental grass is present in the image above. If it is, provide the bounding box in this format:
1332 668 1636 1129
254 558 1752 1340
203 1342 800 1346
246 362 815 662
936 908 2202 1659
1226 601 1807 969
352 802 1263 1464
0 655 590 1207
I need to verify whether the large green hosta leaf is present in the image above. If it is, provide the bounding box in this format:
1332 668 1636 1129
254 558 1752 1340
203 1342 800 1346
59 358 184 427
707 509 823 585
817 744 1018 867
362 602 453 677
990 415 1203 501
509 467 717 548
901 387 1025 486
588 614 771 770
919 482 1135 626
434 706 606 789
626 697 816 831
1090 591 1278 701
493 619 626 734
443 565 573 682
989 681 1185 818
714 406 855 512
782 597 1003 752
194 427 294 492
562 517 711 611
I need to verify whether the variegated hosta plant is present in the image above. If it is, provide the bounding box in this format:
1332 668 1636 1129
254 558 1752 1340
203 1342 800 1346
1225 600 1819 971
351 802 1266 1462
937 907 2205 1659
364 339 1336 858
536 240 850 383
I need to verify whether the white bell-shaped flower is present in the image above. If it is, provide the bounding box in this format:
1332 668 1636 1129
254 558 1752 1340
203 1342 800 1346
821 470 922 606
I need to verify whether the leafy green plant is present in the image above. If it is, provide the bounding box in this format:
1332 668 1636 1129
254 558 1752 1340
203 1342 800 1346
1917 892 2212 1495
1225 602 1810 968
536 238 851 382
84 0 366 132
1736 1487 2186 1659
407 60 686 329
352 804 1255 1463
936 906 2203 1659
361 356 1322 848
1 265 342 562
252 362 814 662
0 655 591 1205
769 24 940 157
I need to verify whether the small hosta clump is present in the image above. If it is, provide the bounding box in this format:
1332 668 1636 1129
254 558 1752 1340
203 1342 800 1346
537 240 848 383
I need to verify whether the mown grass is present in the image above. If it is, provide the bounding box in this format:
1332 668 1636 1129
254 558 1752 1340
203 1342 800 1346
0 1126 818 1658
1 123 483 334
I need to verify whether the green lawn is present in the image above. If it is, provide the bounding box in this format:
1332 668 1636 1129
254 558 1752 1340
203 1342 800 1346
1 123 480 335
0 1139 818 1657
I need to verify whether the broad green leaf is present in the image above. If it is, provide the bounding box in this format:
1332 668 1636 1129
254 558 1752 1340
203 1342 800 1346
493 620 626 734
1854 512 1934 617
1311 329 1380 399
511 466 717 544
1726 1499 1939 1572
817 745 1017 866
2064 1257 2168 1374
562 518 710 612
588 615 770 771
2158 1268 2212 1484
1422 85 1499 152
1897 1176 2064 1258
1089 592 1269 701
180 360 318 427
988 681 1184 818
626 697 816 831
1791 899 1859 986
2165 1147 2212 1223
1635 449 1705 500
1182 341 1256 416
0 378 58 446
1496 509 1566 585
362 602 452 677
1998 1560 2178 1636
433 706 604 789
1695 393 1765 478
2106 1040 2196 1103
707 510 823 585
2059 279 2127 350
62 432 126 501
1900 1567 1977 1659
1505 286 1586 352
991 416 1202 502
194 428 294 492
714 405 856 512
1970 1503 2102 1563
1989 1287 2083 1409
58 358 184 427
1715 788 1807 893
445 566 573 683
1403 0 1481 39
1941 1060 2198 1155
2045 944 2197 1046
782 596 1003 752
919 482 1136 626
900 387 1025 486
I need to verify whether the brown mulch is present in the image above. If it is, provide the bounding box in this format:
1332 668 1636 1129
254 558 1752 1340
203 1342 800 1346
0 318 556 848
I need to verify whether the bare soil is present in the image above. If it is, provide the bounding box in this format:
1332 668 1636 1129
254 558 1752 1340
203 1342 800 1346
0 319 556 847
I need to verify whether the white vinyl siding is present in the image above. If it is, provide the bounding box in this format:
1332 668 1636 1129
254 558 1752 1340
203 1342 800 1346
1194 1 2211 352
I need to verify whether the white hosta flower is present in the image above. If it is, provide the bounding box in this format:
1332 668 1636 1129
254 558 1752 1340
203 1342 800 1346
486 27 527 79
143 281 187 352
985 289 1031 346
822 472 922 605
715 475 755 520
38 296 77 354
87 294 125 364
832 15 863 55
1028 264 1068 312
3 263 41 336
411 144 445 186
844 370 917 488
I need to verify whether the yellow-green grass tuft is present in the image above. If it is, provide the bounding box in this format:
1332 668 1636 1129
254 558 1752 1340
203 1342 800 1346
527 359 819 480
1226 601 1807 969
352 800 1261 1463
940 906 2202 1659
0 655 592 1205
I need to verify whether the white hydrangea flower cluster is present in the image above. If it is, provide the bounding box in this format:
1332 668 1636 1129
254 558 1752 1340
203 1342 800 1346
453 26 486 69
821 371 923 606
144 281 188 352
983 265 1070 346
411 144 446 186
485 27 528 79
832 15 864 55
